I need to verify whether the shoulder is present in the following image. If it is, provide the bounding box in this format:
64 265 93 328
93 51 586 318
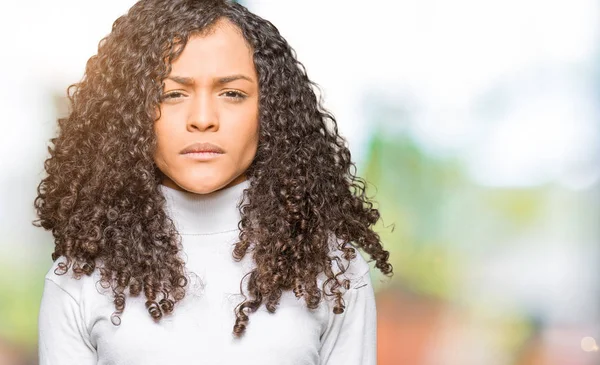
43 255 103 304
326 235 372 290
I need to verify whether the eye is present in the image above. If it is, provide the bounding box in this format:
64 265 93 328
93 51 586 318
221 90 248 101
161 91 186 101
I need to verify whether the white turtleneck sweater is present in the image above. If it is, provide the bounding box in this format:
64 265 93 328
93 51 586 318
38 179 377 365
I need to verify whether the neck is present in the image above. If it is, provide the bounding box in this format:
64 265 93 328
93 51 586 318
159 179 250 235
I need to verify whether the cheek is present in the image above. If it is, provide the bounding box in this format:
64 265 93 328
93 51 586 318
225 124 258 171
226 107 259 147
239 117 259 157
153 119 173 163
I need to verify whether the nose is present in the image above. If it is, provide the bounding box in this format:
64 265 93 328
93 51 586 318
187 92 219 132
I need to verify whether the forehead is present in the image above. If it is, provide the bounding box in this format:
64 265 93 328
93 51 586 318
169 20 255 78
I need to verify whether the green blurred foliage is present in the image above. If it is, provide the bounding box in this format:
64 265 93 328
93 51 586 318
0 257 49 351
362 128 466 297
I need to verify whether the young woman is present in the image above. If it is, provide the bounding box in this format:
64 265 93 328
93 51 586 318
35 0 393 364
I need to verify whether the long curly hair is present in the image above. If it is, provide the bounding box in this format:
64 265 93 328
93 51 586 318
34 0 393 337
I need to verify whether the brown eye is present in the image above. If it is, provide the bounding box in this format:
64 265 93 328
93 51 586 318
161 92 186 100
221 90 247 101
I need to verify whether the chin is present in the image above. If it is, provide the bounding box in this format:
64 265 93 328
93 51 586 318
170 174 236 195
177 181 223 194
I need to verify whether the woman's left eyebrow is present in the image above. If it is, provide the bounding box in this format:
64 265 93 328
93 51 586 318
166 74 254 86
215 74 254 85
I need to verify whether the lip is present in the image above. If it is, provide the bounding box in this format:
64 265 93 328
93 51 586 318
180 142 224 161
180 142 225 155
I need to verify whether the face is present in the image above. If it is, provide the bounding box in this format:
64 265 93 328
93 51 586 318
153 19 259 194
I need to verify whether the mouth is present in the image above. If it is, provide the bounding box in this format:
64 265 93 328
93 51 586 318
179 142 224 162
180 142 225 155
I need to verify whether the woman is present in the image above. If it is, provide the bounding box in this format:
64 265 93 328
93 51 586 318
35 0 393 364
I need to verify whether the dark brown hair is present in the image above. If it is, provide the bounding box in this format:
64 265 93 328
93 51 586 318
34 0 393 337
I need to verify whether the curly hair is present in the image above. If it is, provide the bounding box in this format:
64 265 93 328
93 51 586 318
34 0 393 337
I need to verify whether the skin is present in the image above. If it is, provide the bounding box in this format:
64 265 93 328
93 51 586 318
154 19 259 194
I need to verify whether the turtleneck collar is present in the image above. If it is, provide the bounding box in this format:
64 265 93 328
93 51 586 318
159 179 250 235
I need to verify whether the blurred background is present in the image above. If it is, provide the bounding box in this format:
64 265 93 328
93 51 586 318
1 0 598 364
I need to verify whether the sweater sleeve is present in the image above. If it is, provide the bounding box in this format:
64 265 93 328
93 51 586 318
38 278 97 365
319 270 377 365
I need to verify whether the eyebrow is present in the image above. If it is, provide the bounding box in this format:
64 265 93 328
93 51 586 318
166 74 254 86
